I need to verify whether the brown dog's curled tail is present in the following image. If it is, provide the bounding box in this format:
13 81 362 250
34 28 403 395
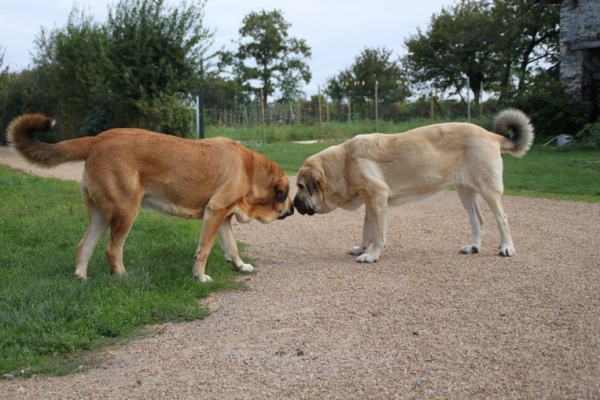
6 114 94 167
493 108 535 158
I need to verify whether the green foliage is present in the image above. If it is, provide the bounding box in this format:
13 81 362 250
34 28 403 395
574 123 600 150
326 47 409 121
203 77 245 109
105 0 213 129
404 0 494 104
509 68 586 139
489 0 560 99
39 6 108 137
0 68 62 144
0 166 245 376
135 93 195 137
1 0 214 139
221 9 312 103
403 0 559 103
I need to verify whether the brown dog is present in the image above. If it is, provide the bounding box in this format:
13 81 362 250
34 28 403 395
294 109 534 261
7 114 294 282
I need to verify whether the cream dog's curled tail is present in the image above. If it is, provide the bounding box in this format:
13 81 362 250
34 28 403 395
493 108 535 158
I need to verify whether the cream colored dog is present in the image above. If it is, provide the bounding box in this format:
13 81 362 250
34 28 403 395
8 114 294 282
294 109 534 261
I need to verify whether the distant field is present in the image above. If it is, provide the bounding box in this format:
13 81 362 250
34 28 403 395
204 118 462 142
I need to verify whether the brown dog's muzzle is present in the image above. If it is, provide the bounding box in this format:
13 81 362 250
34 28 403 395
278 200 295 220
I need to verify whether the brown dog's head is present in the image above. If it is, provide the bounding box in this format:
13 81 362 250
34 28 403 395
273 173 294 220
237 150 294 224
257 163 294 223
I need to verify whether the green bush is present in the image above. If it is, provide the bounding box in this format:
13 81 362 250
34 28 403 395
509 68 587 140
136 94 195 137
574 123 600 150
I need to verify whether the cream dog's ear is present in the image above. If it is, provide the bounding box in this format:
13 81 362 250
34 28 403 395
306 169 322 197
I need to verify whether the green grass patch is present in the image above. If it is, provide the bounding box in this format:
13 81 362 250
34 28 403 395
503 145 600 202
243 141 337 174
0 165 246 376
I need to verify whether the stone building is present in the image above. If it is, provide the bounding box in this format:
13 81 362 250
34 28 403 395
554 0 600 121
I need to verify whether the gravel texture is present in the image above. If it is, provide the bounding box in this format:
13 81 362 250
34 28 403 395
1 145 600 398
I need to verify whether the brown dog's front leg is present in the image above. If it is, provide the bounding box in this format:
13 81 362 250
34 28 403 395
218 215 254 272
194 208 229 283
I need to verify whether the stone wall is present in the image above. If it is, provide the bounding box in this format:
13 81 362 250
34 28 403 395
559 0 600 120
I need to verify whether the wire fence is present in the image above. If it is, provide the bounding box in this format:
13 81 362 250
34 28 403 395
203 96 494 130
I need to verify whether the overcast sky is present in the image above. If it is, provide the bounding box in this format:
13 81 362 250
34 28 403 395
0 0 454 96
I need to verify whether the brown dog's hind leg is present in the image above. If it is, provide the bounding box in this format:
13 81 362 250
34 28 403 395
104 207 138 276
75 193 109 279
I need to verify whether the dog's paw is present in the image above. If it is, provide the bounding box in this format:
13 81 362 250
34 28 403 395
498 246 515 257
196 274 213 283
349 246 365 256
74 272 88 280
356 253 378 263
459 245 479 254
236 263 254 272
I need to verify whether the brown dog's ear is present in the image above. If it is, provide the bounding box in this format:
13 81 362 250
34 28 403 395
275 177 289 203
276 186 288 203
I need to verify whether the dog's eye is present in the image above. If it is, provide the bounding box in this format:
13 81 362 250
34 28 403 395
298 183 305 190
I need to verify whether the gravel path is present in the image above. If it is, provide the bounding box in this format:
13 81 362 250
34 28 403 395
1 145 600 398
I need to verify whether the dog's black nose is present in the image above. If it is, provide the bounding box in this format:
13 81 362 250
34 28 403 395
293 197 306 215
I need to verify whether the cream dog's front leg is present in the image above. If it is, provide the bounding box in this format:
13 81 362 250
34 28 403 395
355 191 388 263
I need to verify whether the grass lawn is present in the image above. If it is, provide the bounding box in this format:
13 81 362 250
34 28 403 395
502 146 600 202
0 165 246 376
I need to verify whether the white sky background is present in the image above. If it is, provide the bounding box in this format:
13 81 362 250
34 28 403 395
0 0 454 97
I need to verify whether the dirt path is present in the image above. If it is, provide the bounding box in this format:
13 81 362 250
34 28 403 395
1 146 600 398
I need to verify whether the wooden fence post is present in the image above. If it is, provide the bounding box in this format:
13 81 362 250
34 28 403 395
260 88 265 140
318 85 323 140
375 81 379 132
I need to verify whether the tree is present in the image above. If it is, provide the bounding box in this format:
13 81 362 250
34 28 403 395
403 0 495 107
402 0 560 105
0 46 7 74
326 47 409 120
490 0 559 99
23 0 215 137
30 6 108 137
105 0 214 132
222 9 312 104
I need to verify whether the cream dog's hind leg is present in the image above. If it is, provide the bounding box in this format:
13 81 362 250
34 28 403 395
456 185 483 255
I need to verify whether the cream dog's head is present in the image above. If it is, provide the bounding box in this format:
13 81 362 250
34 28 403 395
294 152 345 215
